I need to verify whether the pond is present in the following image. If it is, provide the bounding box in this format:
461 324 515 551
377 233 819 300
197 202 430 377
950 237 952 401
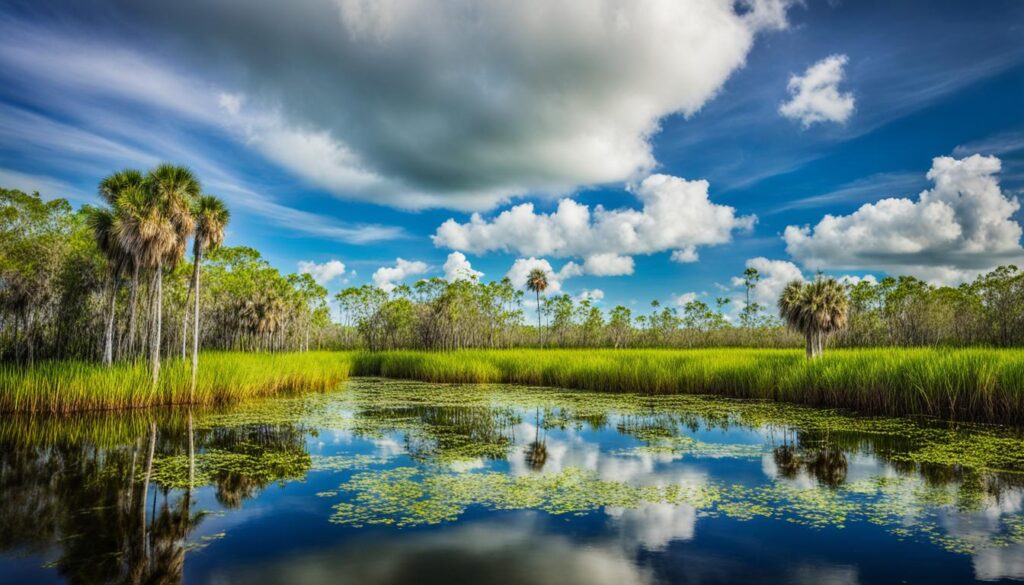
3 378 1024 584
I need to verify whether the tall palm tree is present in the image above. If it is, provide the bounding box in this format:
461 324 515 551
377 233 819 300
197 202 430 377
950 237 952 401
99 169 144 359
85 207 128 366
525 268 548 346
113 184 177 383
144 164 200 384
185 195 229 397
778 277 849 358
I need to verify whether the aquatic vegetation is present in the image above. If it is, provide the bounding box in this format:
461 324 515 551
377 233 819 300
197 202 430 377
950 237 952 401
324 464 1024 555
149 446 312 491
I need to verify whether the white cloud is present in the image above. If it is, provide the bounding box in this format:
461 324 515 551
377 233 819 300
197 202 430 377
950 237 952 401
732 257 805 307
670 246 700 263
780 54 855 127
578 289 605 303
9 1 795 211
442 252 483 282
673 292 700 306
837 274 878 286
505 257 582 294
372 258 429 292
583 254 636 276
297 259 348 285
434 174 755 273
217 92 244 116
784 155 1024 284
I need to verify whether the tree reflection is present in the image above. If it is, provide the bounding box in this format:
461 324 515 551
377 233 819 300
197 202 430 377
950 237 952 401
0 412 310 584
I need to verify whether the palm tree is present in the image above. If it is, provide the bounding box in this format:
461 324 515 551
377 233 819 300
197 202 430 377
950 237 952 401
185 195 229 397
85 207 128 366
777 277 849 358
115 165 199 384
525 268 548 346
147 164 200 383
113 184 176 383
99 169 144 359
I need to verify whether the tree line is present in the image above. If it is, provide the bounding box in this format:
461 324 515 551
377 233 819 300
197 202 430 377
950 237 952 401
0 175 332 381
6 171 1024 363
335 266 1024 351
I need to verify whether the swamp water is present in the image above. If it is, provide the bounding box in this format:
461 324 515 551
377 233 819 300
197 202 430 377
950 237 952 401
3 378 1024 584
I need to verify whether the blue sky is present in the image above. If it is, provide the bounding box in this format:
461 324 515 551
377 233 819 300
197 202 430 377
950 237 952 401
1 0 1023 314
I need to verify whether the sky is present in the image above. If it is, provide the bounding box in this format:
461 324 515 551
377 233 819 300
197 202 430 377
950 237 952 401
1 0 1023 315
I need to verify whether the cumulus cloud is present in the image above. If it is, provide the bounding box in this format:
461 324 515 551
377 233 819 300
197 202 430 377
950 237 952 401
780 54 855 126
578 289 605 303
506 258 583 294
731 257 805 307
673 292 701 306
784 155 1024 284
434 174 755 273
19 0 794 210
372 258 429 292
442 251 483 282
837 274 878 286
298 259 348 284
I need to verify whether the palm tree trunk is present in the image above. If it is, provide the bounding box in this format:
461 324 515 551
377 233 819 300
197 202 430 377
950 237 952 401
190 247 203 400
536 290 542 347
180 261 196 359
126 262 140 360
103 275 119 367
150 263 163 385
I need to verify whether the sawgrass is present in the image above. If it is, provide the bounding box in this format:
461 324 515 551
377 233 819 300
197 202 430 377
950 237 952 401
4 348 1024 423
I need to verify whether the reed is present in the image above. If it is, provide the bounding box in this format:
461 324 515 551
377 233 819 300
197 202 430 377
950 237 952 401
349 348 1024 424
5 348 1024 424
0 351 350 413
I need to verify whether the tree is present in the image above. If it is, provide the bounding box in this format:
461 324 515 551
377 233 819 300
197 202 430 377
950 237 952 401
85 206 128 366
778 277 849 358
115 165 199 383
607 305 632 348
99 169 145 359
740 267 761 328
525 268 549 346
186 195 229 396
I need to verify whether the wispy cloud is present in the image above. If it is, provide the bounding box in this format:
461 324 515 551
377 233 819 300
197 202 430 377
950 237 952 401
954 132 1024 158
0 168 90 203
768 171 923 214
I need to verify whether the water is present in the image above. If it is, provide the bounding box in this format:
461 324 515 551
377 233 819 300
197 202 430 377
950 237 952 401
3 378 1024 584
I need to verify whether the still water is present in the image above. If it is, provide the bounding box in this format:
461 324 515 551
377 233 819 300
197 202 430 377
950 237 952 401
3 378 1024 584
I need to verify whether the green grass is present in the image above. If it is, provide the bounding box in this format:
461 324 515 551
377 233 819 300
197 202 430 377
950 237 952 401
0 351 350 413
5 348 1024 424
349 348 1024 424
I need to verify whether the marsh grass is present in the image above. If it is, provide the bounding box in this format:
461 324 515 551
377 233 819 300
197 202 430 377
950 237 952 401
350 348 1024 424
5 348 1024 423
0 351 350 413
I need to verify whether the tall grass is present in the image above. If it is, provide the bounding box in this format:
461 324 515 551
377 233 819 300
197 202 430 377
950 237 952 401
6 348 1024 424
350 348 1024 424
0 351 350 413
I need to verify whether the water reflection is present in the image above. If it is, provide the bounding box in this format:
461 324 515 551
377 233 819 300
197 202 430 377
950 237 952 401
2 378 1024 583
213 517 654 585
0 411 309 584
